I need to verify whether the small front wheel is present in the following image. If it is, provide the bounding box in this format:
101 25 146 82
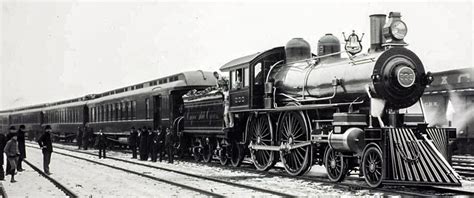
324 147 348 182
362 146 384 188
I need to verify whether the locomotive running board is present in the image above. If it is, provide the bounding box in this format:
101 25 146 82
385 128 461 186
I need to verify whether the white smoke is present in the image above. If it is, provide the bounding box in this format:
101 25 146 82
446 89 474 136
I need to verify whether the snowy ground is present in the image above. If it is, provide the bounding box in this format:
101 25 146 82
28 142 389 197
18 141 474 197
1 162 66 197
24 147 203 197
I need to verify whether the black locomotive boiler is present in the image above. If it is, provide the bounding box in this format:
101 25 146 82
178 12 461 187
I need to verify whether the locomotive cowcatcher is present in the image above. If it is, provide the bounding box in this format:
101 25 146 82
177 12 461 187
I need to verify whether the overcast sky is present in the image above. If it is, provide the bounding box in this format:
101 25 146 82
0 0 472 110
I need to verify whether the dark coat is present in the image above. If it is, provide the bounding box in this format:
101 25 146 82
129 130 138 147
151 132 160 159
97 133 107 149
17 129 26 158
77 127 83 144
165 131 173 147
38 132 53 153
147 131 154 152
139 130 149 152
0 134 6 165
158 131 165 146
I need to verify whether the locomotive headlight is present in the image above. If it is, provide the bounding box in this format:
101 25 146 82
382 12 408 44
390 21 407 40
395 66 416 88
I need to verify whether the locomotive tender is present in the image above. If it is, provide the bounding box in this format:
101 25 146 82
0 12 461 188
180 12 461 187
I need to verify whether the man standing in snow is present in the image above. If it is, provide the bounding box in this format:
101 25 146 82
97 131 107 159
128 127 138 159
77 126 83 149
5 126 16 176
4 133 20 182
150 129 159 162
16 125 26 172
165 128 174 164
139 127 149 160
38 125 53 175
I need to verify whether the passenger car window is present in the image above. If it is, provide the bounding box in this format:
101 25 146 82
145 99 150 119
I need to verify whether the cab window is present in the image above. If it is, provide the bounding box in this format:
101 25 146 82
232 69 243 90
254 63 263 85
244 67 249 87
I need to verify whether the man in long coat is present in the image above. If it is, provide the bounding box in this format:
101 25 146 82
38 125 53 175
77 126 83 149
128 127 138 159
17 125 26 171
139 127 149 160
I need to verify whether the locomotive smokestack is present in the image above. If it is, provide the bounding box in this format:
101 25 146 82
370 14 386 52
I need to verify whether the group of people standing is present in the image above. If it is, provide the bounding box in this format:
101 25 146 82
128 126 174 163
1 125 53 183
76 124 94 150
0 125 25 183
76 126 108 159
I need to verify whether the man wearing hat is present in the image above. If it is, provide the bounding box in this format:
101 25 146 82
38 125 53 175
17 125 26 172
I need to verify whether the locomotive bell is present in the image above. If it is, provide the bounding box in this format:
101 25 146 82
317 33 341 59
285 38 311 63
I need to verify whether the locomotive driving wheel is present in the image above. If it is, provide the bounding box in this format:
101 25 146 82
279 111 312 176
229 140 244 167
362 146 384 188
324 147 348 182
202 137 213 163
248 114 276 171
193 146 202 162
218 139 229 165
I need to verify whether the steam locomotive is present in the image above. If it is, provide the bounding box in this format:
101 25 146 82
178 12 461 187
0 12 461 188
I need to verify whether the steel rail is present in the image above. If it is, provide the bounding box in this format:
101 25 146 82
45 142 474 196
24 159 78 198
43 144 425 196
26 145 224 198
0 183 8 198
30 143 297 197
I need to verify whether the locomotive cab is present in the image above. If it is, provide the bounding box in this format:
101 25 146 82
220 47 286 111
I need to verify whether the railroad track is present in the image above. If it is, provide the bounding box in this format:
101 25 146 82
452 155 474 177
43 142 474 196
41 143 438 196
24 159 78 198
26 144 296 197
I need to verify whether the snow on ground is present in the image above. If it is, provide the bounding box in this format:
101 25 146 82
1 163 66 197
25 146 203 197
29 146 273 197
39 142 388 197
